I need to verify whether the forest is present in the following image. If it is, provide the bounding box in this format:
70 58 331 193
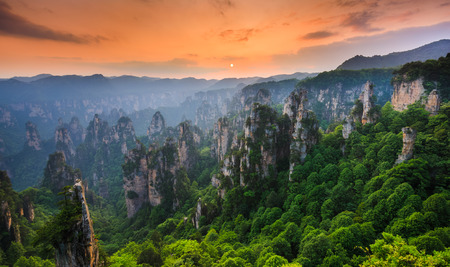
0 56 449 267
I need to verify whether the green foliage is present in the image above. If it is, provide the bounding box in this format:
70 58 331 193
13 256 54 267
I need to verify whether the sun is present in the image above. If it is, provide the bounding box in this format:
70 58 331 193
230 63 234 68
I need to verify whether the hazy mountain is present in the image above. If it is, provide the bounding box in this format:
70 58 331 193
337 39 450 70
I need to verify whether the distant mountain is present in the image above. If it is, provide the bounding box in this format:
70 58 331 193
337 39 450 70
12 74 52 82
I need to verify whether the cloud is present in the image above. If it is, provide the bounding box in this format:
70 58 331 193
302 31 336 40
209 0 234 15
272 21 450 73
335 0 362 7
0 1 105 43
99 58 225 76
341 11 382 32
219 28 255 42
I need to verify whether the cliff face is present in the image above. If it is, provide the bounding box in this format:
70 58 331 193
55 127 76 165
123 143 152 218
124 120 199 217
359 81 375 125
55 179 99 267
286 91 319 178
68 117 86 147
425 89 441 115
148 111 166 143
342 116 355 139
84 114 110 149
211 117 232 162
25 121 42 151
177 122 201 171
42 152 81 193
391 78 425 111
396 127 417 164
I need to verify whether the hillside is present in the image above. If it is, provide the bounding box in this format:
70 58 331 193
337 39 450 70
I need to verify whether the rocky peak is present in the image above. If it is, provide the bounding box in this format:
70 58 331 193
177 121 201 171
42 152 81 193
396 127 417 164
55 127 76 165
148 111 166 143
391 78 425 111
192 198 202 229
85 114 110 149
55 179 99 267
68 117 86 146
342 115 355 139
289 91 320 179
283 90 307 124
358 81 375 125
424 89 440 115
111 116 136 154
211 117 232 162
25 121 42 151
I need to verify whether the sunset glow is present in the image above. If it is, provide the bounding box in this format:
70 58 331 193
1 0 450 78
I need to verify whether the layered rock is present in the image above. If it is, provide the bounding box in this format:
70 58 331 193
42 152 81 193
110 116 136 154
25 121 42 151
396 127 417 164
391 78 425 111
55 179 99 267
424 89 440 115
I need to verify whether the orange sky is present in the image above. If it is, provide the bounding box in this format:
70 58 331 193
1 0 450 79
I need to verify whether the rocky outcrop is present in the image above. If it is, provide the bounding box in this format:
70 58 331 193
22 196 35 222
68 117 86 147
148 111 166 144
25 121 42 151
177 121 201 171
195 101 220 131
192 198 202 229
396 127 417 164
110 116 136 154
123 143 151 218
288 91 319 178
42 152 81 193
211 117 232 162
342 115 355 139
359 81 375 125
85 114 110 149
55 127 76 164
424 89 440 115
55 179 99 267
391 78 425 111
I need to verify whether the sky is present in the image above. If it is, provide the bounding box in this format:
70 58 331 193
0 0 449 79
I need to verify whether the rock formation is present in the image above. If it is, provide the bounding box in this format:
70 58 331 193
42 152 81 193
396 127 417 164
123 142 152 218
211 117 232 162
192 198 202 229
177 122 201 171
55 127 76 165
25 121 42 151
68 117 86 147
110 116 136 154
55 179 99 267
288 91 319 178
424 89 440 115
391 78 425 111
359 81 375 125
148 111 166 144
85 114 110 149
342 115 355 139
